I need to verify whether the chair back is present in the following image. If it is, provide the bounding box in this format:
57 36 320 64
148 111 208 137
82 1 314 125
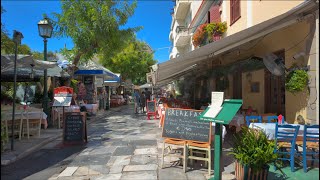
275 124 300 145
267 116 280 123
260 113 276 122
245 115 262 126
303 125 319 145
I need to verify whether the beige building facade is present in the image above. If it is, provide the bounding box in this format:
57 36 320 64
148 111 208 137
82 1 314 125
162 0 319 124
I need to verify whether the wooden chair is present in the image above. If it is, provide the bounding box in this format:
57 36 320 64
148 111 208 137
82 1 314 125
22 108 43 138
296 125 319 172
52 107 63 129
274 124 300 172
161 138 187 172
2 110 23 140
186 141 212 176
245 115 262 126
260 113 276 123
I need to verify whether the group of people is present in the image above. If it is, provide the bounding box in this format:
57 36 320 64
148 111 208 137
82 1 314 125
133 88 151 114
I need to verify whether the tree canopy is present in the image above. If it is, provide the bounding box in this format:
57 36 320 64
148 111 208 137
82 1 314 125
1 6 32 55
52 0 140 66
101 39 157 85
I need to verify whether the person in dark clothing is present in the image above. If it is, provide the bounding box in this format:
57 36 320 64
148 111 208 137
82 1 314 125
140 92 146 113
144 88 151 101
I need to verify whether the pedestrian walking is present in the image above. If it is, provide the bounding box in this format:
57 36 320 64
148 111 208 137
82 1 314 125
133 89 140 114
140 92 146 113
144 88 151 101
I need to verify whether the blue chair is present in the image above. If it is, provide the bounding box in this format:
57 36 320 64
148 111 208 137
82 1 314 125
267 116 285 124
245 115 262 126
300 125 319 172
274 124 300 172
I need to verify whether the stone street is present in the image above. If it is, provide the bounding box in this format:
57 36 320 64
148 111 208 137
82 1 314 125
48 105 236 180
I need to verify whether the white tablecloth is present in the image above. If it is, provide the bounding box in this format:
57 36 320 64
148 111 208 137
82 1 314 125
82 104 99 114
2 110 48 129
249 123 319 140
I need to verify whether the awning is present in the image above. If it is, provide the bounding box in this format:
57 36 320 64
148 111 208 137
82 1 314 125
155 0 318 85
74 60 118 79
139 83 153 89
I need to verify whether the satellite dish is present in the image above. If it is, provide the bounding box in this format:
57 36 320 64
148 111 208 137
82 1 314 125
263 53 286 76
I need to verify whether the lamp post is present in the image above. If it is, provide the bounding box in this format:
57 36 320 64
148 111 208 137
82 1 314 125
11 30 23 150
38 17 53 126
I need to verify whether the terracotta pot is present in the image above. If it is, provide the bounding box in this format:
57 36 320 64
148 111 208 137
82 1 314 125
235 161 269 180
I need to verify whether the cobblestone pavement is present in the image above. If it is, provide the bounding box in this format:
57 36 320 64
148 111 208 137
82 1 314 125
49 105 236 180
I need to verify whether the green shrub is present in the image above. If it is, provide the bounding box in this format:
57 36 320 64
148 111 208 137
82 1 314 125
229 127 278 172
285 69 309 94
1 113 8 153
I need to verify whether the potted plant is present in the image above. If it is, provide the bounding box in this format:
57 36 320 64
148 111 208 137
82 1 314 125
285 69 309 94
205 22 227 42
192 23 208 47
229 127 278 180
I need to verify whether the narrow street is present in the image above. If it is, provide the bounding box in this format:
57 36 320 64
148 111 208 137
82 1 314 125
2 105 164 180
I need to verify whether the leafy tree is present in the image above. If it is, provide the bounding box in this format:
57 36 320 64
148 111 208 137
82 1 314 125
52 0 140 67
101 40 157 85
32 51 57 60
1 6 32 55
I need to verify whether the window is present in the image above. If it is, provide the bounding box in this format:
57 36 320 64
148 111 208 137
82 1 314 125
230 0 241 25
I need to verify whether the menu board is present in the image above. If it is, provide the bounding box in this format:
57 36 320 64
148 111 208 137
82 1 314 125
147 100 156 113
83 76 94 103
63 113 87 144
162 108 211 143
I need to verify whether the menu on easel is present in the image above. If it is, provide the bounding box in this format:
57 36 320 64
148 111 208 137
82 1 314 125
202 92 224 119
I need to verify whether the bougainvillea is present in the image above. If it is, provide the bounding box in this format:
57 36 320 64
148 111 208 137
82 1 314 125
192 23 208 48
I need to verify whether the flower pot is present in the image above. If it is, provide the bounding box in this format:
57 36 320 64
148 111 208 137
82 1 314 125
212 34 222 41
235 161 269 180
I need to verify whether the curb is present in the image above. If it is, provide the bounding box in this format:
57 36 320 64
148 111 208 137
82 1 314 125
1 133 62 166
1 106 125 166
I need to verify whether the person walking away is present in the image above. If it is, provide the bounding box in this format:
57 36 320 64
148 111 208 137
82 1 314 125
133 89 140 114
145 88 151 101
140 92 146 113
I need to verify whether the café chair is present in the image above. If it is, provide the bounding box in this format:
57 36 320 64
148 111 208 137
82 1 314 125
245 115 262 126
186 141 213 176
274 124 300 172
296 125 319 172
161 138 187 172
260 113 276 122
266 115 285 124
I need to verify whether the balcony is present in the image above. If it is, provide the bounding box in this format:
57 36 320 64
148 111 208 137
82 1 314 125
175 26 191 47
174 0 191 20
169 31 173 42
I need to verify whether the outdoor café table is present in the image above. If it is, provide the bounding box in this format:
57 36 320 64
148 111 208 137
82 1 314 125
82 104 99 114
2 109 47 139
248 123 319 140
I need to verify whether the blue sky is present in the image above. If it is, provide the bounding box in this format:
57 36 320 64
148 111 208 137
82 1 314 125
1 1 174 63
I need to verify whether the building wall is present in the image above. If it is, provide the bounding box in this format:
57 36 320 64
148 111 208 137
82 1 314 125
242 69 265 114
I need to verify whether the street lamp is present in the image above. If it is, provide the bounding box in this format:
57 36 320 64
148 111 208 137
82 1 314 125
11 30 23 150
38 17 53 126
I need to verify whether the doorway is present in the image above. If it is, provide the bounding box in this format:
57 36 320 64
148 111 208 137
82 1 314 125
264 50 286 115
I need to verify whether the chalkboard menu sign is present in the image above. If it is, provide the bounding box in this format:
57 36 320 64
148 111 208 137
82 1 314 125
147 100 156 113
162 108 211 143
64 112 87 144
83 76 94 103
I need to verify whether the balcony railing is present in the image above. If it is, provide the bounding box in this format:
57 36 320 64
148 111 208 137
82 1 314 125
175 26 191 47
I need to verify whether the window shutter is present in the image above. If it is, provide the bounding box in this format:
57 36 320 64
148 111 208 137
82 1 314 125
230 0 240 24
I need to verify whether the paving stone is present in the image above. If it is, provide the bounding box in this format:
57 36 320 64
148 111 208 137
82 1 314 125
113 146 135 156
130 154 158 165
109 165 124 174
108 155 132 166
134 148 158 155
158 168 187 180
58 167 78 177
90 146 117 155
123 164 158 171
120 171 157 180
111 141 131 146
89 165 110 175
186 171 206 180
70 155 110 166
130 140 157 146
92 173 122 180
73 166 89 176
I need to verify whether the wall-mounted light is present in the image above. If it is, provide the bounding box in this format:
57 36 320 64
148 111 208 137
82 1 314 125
29 64 35 79
246 72 252 82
